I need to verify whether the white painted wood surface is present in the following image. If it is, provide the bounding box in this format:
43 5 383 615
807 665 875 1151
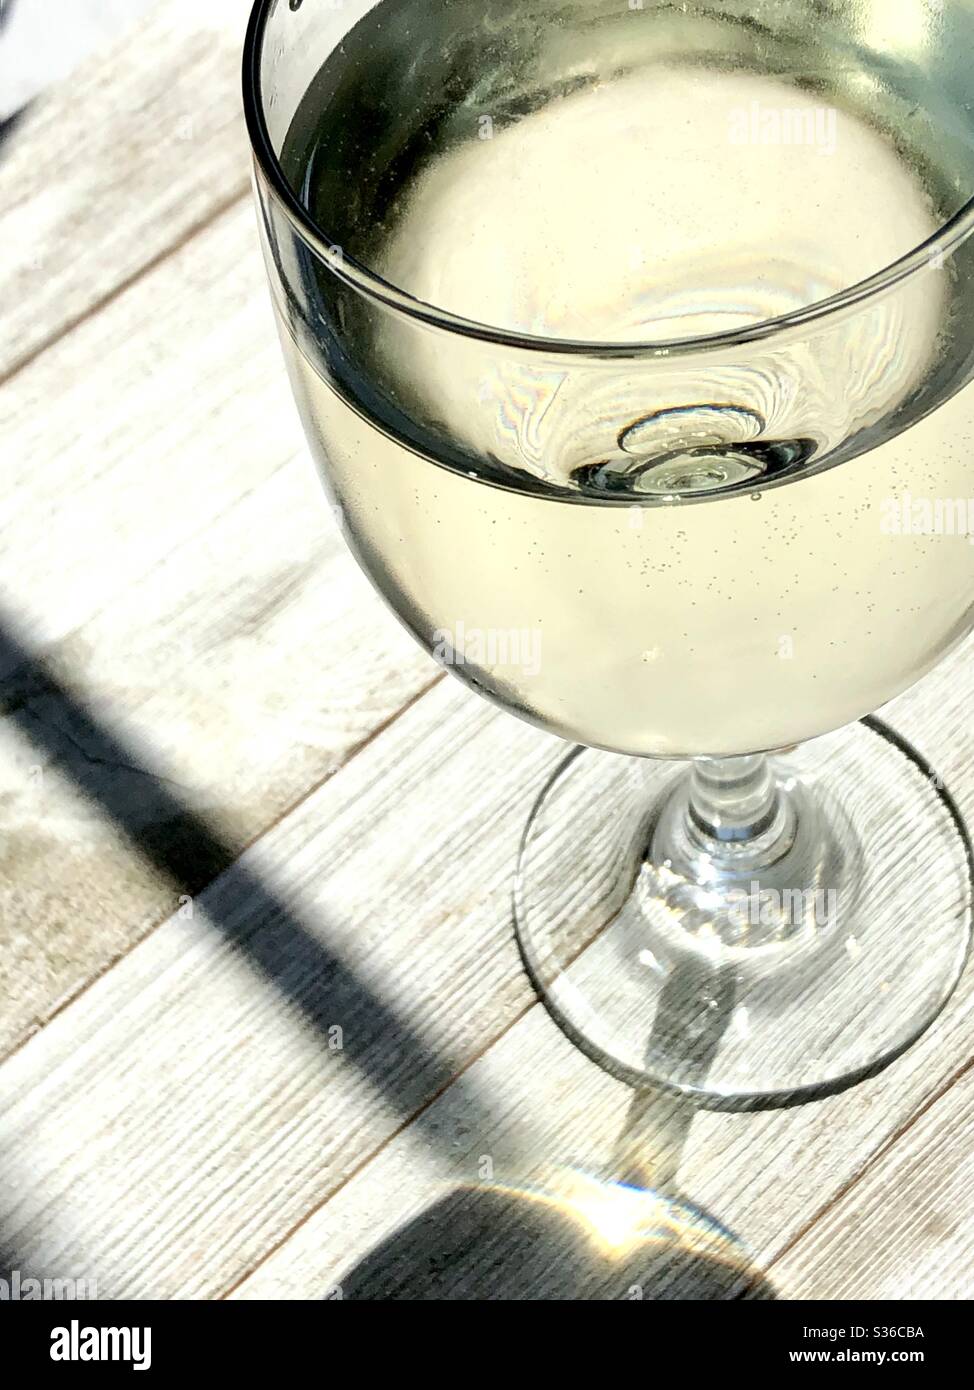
0 195 437 1056
1 0 973 1301
0 0 157 121
0 0 252 382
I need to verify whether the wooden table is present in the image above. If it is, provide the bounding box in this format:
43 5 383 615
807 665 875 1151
1 0 972 1301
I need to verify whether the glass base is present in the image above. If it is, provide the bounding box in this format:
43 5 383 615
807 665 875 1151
513 718 973 1110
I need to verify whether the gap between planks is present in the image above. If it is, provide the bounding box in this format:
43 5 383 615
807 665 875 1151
0 185 250 393
223 641 974 1301
219 974 542 1300
5 0 974 1299
758 1041 974 1290
0 669 446 1074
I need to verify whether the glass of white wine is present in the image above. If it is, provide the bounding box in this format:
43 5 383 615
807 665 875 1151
244 0 974 1107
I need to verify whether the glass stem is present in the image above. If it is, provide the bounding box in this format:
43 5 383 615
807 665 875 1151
657 752 799 882
687 755 780 846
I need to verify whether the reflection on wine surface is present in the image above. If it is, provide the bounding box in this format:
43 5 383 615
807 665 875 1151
246 0 974 1106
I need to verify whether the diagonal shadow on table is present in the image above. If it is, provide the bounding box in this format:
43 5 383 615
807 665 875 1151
0 613 504 1279
0 614 775 1298
0 2 25 152
0 105 26 156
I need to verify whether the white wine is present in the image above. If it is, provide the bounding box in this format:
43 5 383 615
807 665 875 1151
273 0 974 756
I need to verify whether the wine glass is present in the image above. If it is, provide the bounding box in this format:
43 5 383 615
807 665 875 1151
243 0 974 1108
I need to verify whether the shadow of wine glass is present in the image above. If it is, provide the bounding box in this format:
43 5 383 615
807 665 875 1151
335 952 775 1300
333 1169 775 1300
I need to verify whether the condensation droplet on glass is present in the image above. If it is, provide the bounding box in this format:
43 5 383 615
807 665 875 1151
750 492 763 501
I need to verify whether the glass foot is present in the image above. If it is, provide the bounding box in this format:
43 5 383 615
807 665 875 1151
513 718 973 1110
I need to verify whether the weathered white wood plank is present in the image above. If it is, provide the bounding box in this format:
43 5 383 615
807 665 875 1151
0 679 560 1298
0 449 435 1056
766 1066 974 1300
0 0 456 1134
1 184 450 1058
0 0 970 1304
0 638 971 1298
232 941 974 1300
230 1004 718 1300
0 0 156 121
230 640 974 1300
230 993 974 1300
0 0 251 381
0 94 444 1054
0 202 296 654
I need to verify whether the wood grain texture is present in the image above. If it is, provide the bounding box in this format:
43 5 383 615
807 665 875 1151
0 196 440 1056
2 204 293 652
230 640 974 1300
0 680 560 1298
231 995 974 1300
2 0 973 1306
0 0 157 121
0 641 970 1299
769 1064 974 1300
0 0 251 381
0 11 443 1059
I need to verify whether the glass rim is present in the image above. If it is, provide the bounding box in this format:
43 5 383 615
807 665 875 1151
242 0 974 360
